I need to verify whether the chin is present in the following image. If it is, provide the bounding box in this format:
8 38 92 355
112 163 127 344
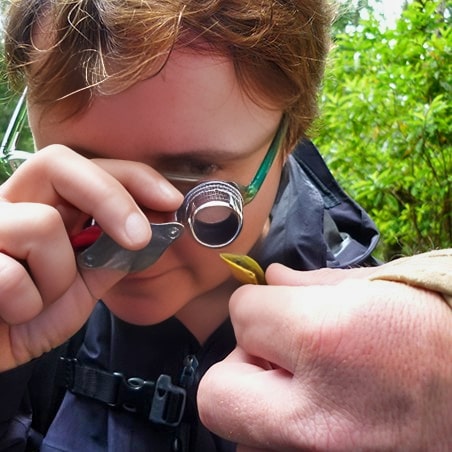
103 294 186 326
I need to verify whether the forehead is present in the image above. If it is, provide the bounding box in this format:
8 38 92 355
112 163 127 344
30 50 282 159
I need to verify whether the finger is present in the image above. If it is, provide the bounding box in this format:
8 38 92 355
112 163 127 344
265 263 377 286
228 283 354 373
1 146 151 249
0 252 42 324
93 159 183 212
0 202 77 306
9 266 126 367
228 285 306 372
198 348 306 450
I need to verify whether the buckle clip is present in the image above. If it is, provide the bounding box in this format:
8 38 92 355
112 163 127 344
57 359 186 428
112 373 185 427
112 373 154 415
150 374 186 427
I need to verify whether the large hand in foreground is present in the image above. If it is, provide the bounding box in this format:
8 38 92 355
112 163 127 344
198 264 452 451
0 146 182 371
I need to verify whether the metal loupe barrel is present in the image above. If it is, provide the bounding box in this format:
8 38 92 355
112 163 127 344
176 181 244 247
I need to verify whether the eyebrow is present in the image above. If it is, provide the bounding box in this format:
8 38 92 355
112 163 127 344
152 145 256 163
76 137 252 160
148 145 259 174
155 151 229 165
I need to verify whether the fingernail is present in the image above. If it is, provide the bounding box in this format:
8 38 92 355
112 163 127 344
125 212 151 245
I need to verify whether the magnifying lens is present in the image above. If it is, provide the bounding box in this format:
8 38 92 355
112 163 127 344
1 90 285 271
167 124 284 248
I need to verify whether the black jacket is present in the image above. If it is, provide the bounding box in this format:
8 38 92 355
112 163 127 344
0 141 379 451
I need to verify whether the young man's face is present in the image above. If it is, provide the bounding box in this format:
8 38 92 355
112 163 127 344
28 50 283 331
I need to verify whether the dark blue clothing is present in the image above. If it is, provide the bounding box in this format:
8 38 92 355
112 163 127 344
43 309 236 452
0 141 379 451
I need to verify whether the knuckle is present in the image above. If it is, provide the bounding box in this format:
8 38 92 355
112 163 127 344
38 204 64 230
34 144 73 162
0 255 29 295
25 203 65 238
0 254 43 324
0 202 67 258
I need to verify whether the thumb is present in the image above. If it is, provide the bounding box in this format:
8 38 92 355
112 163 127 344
265 263 378 286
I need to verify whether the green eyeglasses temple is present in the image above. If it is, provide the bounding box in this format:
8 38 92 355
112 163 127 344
1 90 286 201
241 122 285 204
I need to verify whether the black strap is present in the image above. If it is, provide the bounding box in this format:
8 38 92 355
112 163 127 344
29 324 88 439
57 357 186 427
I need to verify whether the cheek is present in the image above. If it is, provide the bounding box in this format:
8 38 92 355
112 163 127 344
167 210 268 290
172 236 233 284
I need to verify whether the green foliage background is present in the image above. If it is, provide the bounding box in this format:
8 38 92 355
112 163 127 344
0 0 450 260
314 0 451 260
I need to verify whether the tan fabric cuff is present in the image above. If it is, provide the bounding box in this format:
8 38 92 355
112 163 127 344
369 249 452 308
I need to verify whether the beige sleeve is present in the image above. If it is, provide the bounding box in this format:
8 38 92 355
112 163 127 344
369 249 452 308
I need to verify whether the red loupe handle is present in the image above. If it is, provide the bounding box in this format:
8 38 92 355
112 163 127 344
70 225 103 251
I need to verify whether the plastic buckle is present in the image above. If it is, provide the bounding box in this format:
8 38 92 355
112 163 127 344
149 374 186 427
111 373 186 427
112 373 155 415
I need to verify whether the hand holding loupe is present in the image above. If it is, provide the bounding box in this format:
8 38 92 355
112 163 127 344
1 90 285 273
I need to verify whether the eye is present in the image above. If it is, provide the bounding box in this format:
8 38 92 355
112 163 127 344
177 160 219 178
161 158 220 178
161 159 222 194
